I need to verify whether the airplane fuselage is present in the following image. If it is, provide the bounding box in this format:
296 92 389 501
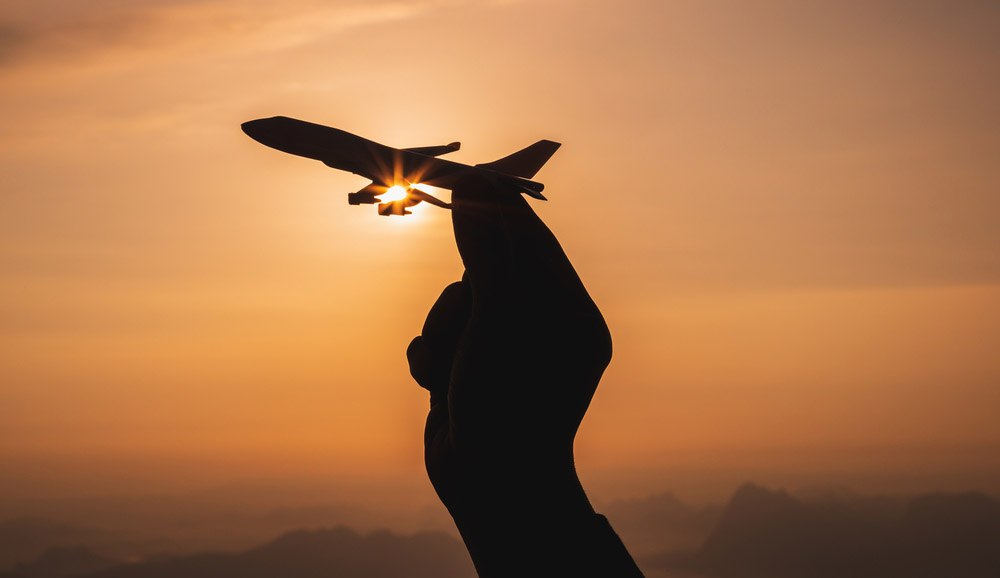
242 116 546 196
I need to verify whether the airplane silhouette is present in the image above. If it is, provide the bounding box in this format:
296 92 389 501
242 116 561 216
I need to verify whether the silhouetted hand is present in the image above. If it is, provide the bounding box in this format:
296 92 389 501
407 178 643 577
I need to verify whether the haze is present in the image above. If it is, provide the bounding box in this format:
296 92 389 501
1 0 998 517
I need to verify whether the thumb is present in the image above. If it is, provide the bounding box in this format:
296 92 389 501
407 281 470 400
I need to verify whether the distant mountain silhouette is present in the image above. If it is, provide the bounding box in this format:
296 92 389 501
603 492 720 558
73 526 476 578
659 483 1000 578
0 519 110 572
0 546 117 578
0 498 457 571
8 485 1000 578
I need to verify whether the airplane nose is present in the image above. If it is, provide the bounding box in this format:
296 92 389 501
241 116 310 157
241 119 271 142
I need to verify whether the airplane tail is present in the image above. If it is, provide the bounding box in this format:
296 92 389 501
476 139 561 179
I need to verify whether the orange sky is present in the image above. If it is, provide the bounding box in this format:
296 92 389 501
1 0 999 506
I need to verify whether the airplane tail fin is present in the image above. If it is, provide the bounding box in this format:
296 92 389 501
476 140 561 179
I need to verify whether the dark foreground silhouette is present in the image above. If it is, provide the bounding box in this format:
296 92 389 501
406 179 644 577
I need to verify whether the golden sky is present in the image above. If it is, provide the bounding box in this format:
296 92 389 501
1 0 999 504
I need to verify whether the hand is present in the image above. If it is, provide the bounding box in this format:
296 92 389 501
407 178 643 577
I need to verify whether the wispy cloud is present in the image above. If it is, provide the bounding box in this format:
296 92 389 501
0 0 465 72
0 23 27 64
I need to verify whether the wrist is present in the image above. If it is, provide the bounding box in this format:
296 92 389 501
455 507 643 577
443 467 643 577
439 451 591 521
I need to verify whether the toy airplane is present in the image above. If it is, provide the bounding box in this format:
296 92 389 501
242 116 560 216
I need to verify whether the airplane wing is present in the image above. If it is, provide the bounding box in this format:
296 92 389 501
403 142 460 157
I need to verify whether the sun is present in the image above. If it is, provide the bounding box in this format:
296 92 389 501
381 185 408 202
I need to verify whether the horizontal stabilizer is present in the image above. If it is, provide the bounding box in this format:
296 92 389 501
476 140 561 179
513 181 547 201
404 142 461 157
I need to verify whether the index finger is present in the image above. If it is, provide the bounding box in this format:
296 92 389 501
451 179 593 311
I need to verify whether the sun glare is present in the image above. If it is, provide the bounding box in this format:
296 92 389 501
381 185 408 202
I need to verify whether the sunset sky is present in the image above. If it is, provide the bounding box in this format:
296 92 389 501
1 0 998 511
